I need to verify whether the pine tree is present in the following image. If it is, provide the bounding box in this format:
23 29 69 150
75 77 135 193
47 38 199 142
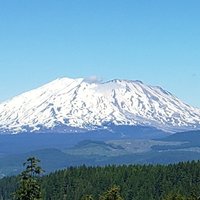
81 194 94 200
162 193 186 200
13 157 44 200
99 185 124 200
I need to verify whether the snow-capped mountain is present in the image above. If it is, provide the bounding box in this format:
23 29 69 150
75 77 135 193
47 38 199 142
0 77 200 134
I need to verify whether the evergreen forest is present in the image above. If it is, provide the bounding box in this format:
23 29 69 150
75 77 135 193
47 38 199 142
0 160 200 200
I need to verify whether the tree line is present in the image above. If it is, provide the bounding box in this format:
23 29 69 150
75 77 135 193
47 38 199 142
0 158 200 199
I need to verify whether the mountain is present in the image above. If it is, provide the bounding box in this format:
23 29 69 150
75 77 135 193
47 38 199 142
0 77 200 134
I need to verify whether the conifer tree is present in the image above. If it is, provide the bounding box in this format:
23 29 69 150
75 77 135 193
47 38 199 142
162 193 186 200
13 157 44 200
99 185 124 200
81 194 94 200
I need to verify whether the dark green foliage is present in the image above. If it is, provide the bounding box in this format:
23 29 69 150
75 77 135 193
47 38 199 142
1 161 200 200
13 157 44 200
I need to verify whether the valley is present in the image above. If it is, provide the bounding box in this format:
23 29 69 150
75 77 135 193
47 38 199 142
1 129 200 178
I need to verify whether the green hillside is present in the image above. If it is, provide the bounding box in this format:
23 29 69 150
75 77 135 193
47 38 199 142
0 160 200 200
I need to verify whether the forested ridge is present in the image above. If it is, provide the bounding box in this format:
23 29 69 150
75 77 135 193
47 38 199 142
0 160 200 199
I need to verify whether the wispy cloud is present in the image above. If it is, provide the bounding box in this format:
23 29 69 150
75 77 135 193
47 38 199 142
83 76 103 84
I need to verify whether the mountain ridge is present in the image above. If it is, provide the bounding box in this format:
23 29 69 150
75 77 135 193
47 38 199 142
0 77 200 133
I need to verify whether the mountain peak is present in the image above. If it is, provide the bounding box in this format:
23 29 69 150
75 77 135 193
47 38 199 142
0 77 200 134
105 79 143 84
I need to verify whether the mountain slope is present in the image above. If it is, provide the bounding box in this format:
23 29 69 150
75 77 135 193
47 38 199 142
0 77 200 133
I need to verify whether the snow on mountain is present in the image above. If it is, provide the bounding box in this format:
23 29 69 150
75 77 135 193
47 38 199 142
0 77 200 133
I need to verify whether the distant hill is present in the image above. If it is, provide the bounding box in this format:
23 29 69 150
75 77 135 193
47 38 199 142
1 130 200 177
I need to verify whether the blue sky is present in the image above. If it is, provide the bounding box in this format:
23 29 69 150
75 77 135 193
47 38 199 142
0 0 200 107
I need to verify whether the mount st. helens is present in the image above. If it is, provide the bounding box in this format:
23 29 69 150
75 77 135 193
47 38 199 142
0 77 200 134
